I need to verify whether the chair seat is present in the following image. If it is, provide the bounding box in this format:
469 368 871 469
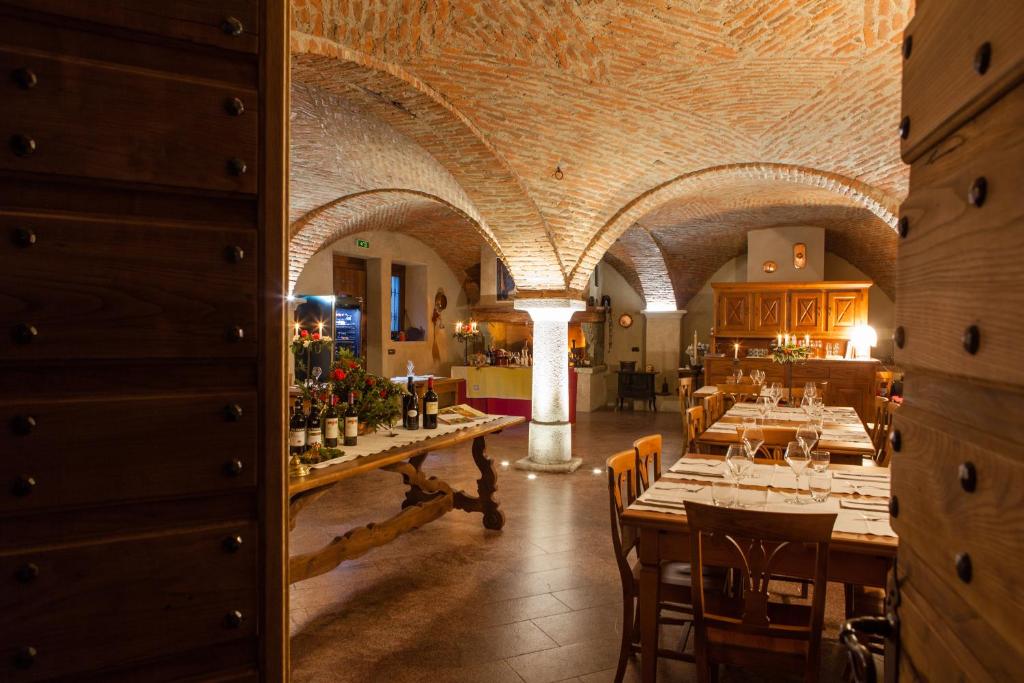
631 561 727 591
703 593 813 658
849 585 886 616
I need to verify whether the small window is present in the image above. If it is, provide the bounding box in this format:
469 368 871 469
390 264 406 334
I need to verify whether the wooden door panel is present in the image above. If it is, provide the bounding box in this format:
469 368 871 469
0 393 258 513
0 214 257 359
716 292 750 334
0 522 259 681
897 85 1024 387
0 0 261 54
0 48 258 193
788 291 823 333
753 291 785 333
826 291 860 331
900 0 1024 162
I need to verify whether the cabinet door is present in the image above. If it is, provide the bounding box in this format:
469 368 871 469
826 291 861 333
753 291 786 334
788 291 824 334
716 292 751 334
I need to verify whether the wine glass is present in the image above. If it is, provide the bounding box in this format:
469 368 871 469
742 423 765 460
804 381 817 399
725 443 754 483
784 441 811 504
796 422 819 455
712 480 738 507
800 394 814 418
756 395 773 424
810 449 831 473
770 382 783 408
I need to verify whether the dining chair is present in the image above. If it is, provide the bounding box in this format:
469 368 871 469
703 393 724 423
634 434 663 494
607 450 706 682
876 401 900 467
683 501 837 683
874 371 894 397
679 377 694 410
686 406 706 454
867 397 890 452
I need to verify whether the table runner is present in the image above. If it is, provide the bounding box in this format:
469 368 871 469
308 414 506 469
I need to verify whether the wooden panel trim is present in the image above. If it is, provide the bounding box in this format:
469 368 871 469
711 281 872 292
257 0 288 679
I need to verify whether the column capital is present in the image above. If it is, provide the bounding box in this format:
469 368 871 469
642 308 687 320
514 297 585 322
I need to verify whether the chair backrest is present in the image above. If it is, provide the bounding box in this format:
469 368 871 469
634 434 662 493
868 396 890 450
877 400 900 466
684 501 836 673
703 393 723 423
606 449 640 581
686 405 706 453
679 377 694 409
875 371 894 397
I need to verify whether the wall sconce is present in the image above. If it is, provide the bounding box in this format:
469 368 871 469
762 260 777 274
793 243 807 269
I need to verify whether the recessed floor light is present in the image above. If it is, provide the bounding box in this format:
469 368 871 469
527 473 537 480
592 468 602 475
500 460 510 467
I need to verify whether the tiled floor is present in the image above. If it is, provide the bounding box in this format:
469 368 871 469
290 411 857 682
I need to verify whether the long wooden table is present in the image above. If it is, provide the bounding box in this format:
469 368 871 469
288 415 524 584
696 404 876 459
621 453 897 682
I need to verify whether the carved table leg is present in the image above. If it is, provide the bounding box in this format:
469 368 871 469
453 434 505 530
400 453 436 509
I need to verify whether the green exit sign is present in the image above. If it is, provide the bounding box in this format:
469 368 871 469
355 239 370 249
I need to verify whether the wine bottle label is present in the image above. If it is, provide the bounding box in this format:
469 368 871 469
344 416 358 437
407 409 418 418
307 428 322 445
324 418 339 439
289 430 306 447
425 401 438 415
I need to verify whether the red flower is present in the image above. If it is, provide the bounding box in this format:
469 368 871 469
365 377 375 387
312 332 321 340
348 361 358 369
300 329 309 338
332 369 346 381
380 390 388 398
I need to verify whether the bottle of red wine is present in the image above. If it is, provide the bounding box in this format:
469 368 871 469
289 398 307 456
324 395 339 448
343 391 359 446
403 376 419 430
306 398 322 449
422 376 438 429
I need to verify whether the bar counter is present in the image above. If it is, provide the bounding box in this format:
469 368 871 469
450 365 577 422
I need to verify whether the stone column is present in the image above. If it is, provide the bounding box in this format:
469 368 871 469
513 298 584 472
643 309 686 404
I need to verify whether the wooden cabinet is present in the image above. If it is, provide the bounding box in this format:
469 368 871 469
752 291 786 333
788 290 825 334
716 291 751 334
711 282 868 341
0 2 287 680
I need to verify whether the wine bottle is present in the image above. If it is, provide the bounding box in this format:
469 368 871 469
403 376 419 430
422 376 438 429
306 398 322 449
343 391 359 446
288 398 307 456
324 395 339 448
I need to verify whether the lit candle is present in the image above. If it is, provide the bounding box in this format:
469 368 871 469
317 320 324 335
471 321 478 333
455 320 463 333
784 334 789 346
804 334 810 347
777 332 782 346
293 322 300 337
734 342 739 359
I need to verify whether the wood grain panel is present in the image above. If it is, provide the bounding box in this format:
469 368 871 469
0 393 258 513
0 522 259 681
896 84 1024 386
900 0 1024 163
890 406 1024 655
0 48 258 192
0 214 257 359
0 0 260 54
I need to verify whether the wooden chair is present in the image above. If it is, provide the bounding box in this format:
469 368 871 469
867 396 890 453
607 450 706 681
686 405 706 454
679 377 694 410
684 501 837 683
729 424 796 459
876 401 900 467
703 393 724 423
633 434 662 494
874 371 894 397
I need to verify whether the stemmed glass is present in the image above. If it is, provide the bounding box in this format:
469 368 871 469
800 394 814 419
756 395 773 424
796 422 819 455
725 443 754 482
804 381 817 399
784 441 811 504
769 382 783 409
733 369 744 384
742 423 765 461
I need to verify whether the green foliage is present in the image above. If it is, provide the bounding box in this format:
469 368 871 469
771 343 812 365
324 349 404 431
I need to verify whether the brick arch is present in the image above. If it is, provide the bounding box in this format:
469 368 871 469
602 226 675 310
568 163 901 293
291 32 567 292
288 189 488 297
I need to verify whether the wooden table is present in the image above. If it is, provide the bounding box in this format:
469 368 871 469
696 404 876 460
288 415 524 584
621 453 897 682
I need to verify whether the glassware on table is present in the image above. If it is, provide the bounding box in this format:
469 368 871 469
784 440 811 504
742 423 765 460
769 382 783 408
711 479 738 507
756 395 773 424
808 471 832 503
800 394 814 418
733 369 744 383
796 422 819 455
810 449 831 473
725 444 754 482
804 381 817 399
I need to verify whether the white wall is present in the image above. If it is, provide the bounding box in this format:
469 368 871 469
747 226 825 282
293 231 471 379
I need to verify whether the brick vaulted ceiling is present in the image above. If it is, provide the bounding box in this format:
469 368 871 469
289 0 913 302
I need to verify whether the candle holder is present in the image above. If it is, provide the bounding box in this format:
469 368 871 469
453 320 483 365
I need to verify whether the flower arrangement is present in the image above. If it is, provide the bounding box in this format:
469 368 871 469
771 341 812 364
290 326 333 384
326 349 403 432
452 320 482 341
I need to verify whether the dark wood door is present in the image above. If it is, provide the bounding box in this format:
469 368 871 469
885 2 1024 679
334 254 368 357
0 2 287 679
